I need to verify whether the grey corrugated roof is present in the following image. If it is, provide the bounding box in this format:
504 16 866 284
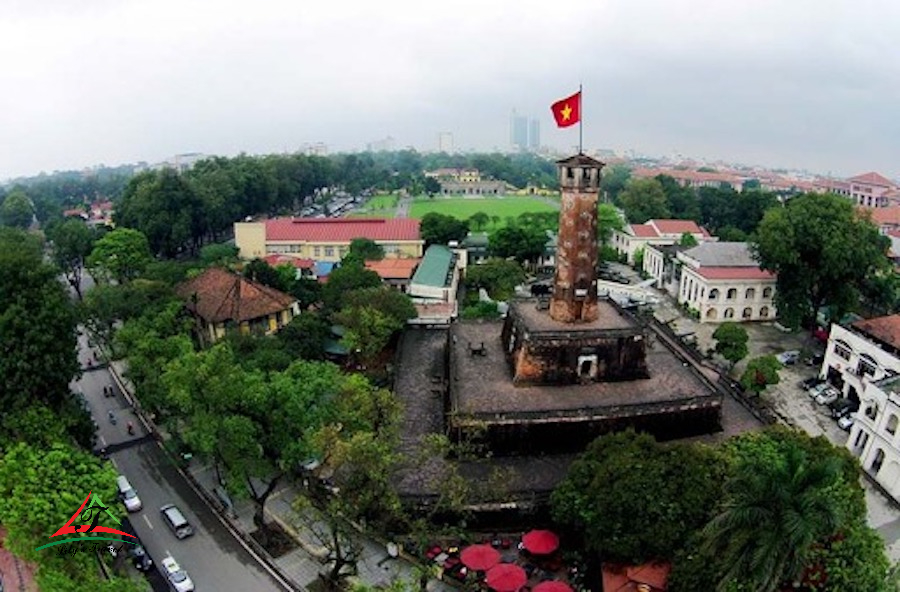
683 242 759 267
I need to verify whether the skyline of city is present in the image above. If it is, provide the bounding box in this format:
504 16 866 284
3 1 899 181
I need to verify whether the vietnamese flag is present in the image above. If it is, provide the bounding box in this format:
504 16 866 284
551 91 581 128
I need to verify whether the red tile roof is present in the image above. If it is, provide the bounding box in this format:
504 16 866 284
176 267 297 324
852 314 900 349
849 172 896 188
365 257 420 280
649 219 705 235
629 224 658 238
695 266 775 280
265 218 420 242
263 254 315 269
863 206 900 226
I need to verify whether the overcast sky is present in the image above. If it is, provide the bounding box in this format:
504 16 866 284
2 0 899 180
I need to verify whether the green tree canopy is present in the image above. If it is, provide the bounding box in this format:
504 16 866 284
0 188 34 229
598 202 624 247
468 211 490 231
48 218 98 300
87 227 153 284
321 262 382 311
465 258 525 300
753 193 889 328
712 322 749 366
618 178 670 224
0 228 79 411
599 164 631 202
488 225 547 264
740 354 781 395
345 238 385 265
419 212 469 247
551 430 726 563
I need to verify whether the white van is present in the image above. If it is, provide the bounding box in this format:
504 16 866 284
116 475 142 512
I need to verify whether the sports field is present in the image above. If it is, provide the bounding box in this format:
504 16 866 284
409 195 558 223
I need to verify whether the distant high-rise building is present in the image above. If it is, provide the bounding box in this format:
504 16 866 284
529 119 540 152
510 111 529 151
300 142 329 156
366 136 396 152
437 132 454 153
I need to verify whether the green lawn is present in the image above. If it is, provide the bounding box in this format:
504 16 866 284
351 193 399 218
409 195 558 229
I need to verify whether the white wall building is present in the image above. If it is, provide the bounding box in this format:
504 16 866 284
847 373 900 498
652 242 777 323
612 219 714 265
823 316 900 404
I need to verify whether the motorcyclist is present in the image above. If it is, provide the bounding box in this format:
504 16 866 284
127 422 134 435
108 410 116 425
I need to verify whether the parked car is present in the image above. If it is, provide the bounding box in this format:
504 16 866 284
777 350 801 366
129 544 153 572
799 376 823 390
816 387 840 406
838 414 855 431
161 555 194 592
808 383 830 399
830 398 859 419
116 475 142 512
160 504 194 539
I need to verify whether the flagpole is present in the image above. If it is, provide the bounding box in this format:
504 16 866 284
578 83 583 154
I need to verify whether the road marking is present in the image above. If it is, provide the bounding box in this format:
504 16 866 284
110 458 118 469
99 435 107 446
143 515 153 530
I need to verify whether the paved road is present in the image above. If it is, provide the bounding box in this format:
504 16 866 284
73 331 290 592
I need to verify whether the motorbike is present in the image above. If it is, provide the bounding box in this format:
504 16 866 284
108 410 117 425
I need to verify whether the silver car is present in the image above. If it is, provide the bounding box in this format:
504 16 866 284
815 387 840 406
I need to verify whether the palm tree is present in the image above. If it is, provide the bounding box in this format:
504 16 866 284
701 446 843 592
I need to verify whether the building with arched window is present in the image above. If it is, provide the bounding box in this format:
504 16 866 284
847 373 900 503
647 242 778 323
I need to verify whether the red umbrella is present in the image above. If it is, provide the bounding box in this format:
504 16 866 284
533 582 574 592
486 563 527 592
460 544 501 571
522 529 560 555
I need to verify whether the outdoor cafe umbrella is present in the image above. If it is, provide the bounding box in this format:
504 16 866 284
486 563 528 592
460 544 501 572
533 581 574 592
521 529 560 555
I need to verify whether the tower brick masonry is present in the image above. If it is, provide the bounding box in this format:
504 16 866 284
549 154 604 323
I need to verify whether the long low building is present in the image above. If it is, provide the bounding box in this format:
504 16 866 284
234 217 424 262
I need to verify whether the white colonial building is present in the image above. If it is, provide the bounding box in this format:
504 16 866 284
647 242 777 323
824 315 900 405
611 219 714 265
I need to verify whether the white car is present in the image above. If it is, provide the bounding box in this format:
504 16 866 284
777 350 801 365
838 414 855 431
161 556 194 592
815 387 840 406
808 383 829 399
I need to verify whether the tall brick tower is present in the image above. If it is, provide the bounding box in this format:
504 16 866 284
549 154 604 323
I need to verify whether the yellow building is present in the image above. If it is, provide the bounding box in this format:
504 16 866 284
234 217 424 262
175 267 299 343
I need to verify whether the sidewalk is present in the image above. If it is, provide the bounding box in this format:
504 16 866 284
108 360 451 591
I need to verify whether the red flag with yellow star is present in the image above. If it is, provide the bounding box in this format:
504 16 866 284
551 91 581 128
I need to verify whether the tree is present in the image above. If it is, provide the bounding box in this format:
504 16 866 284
290 277 323 311
419 212 469 247
701 446 843 592
597 203 624 247
321 263 382 311
0 229 79 411
345 238 384 265
754 193 889 328
243 258 288 292
679 232 699 247
48 218 97 300
657 174 701 221
600 164 631 202
488 225 547 264
87 227 153 284
618 178 669 224
551 430 726 563
712 322 749 367
343 286 417 327
0 188 34 228
277 311 330 360
468 211 490 231
200 243 239 266
336 306 402 365
464 258 525 300
740 355 781 395
423 176 441 196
